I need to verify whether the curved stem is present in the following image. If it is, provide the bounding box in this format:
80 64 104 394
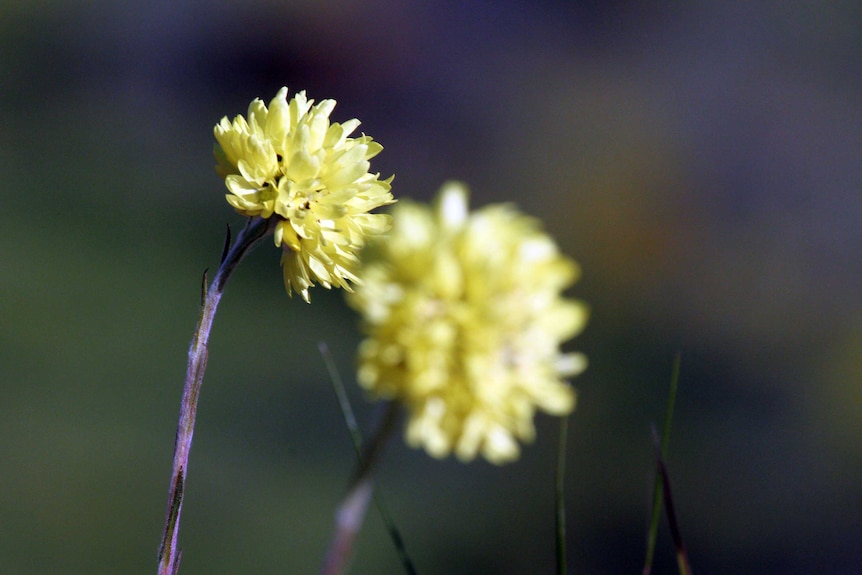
158 216 276 575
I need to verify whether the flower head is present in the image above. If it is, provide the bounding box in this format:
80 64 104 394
347 182 588 464
214 87 395 302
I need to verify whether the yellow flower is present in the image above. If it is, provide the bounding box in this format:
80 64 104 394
214 87 395 302
347 182 588 464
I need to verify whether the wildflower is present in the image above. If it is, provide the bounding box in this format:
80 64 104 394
347 182 588 464
214 87 395 301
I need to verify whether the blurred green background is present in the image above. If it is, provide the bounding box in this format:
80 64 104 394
2 1 861 573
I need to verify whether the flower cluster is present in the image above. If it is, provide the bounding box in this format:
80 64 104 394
347 182 588 464
214 87 395 302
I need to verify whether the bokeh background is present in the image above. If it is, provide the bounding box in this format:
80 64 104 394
2 1 861 573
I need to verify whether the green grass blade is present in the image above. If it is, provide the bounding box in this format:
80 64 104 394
319 343 417 575
642 353 682 575
651 426 693 575
659 353 682 462
319 342 364 461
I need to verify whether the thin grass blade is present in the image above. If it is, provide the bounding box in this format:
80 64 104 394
319 343 417 575
643 353 682 575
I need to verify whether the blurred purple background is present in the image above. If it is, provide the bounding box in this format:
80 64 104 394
2 1 861 573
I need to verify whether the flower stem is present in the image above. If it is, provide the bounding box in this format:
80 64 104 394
157 216 275 575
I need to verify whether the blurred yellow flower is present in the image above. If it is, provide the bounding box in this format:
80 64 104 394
214 87 395 302
347 182 588 464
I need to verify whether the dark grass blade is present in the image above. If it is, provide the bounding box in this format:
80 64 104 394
319 343 417 575
319 342 363 460
651 427 693 575
555 415 570 575
643 353 682 575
